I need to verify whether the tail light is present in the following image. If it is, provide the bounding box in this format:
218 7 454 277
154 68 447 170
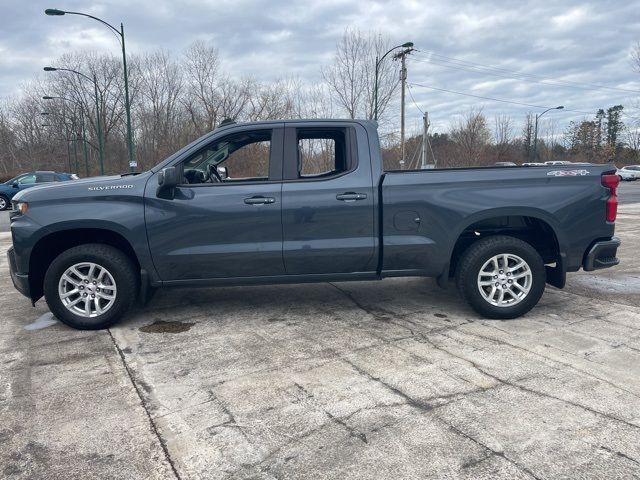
602 174 619 222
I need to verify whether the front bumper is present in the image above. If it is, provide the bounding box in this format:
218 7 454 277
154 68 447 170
7 246 30 298
583 237 620 271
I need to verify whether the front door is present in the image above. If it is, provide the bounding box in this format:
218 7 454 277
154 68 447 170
145 125 285 281
281 123 377 275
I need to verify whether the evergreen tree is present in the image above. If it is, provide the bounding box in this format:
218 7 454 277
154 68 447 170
606 105 624 149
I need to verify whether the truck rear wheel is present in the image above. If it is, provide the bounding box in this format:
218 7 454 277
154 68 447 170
456 235 546 319
44 244 138 330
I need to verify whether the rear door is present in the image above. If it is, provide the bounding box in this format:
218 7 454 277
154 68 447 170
145 124 285 281
281 122 377 275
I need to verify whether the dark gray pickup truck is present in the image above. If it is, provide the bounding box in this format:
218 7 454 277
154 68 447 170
8 119 620 329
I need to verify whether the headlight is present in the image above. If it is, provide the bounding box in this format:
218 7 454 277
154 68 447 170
14 202 28 215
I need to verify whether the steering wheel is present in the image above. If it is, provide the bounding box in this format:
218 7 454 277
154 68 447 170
207 164 223 183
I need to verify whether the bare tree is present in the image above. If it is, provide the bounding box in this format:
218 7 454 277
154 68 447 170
321 28 399 121
521 113 534 161
136 50 185 167
450 109 491 165
625 121 640 162
493 114 513 162
182 40 223 133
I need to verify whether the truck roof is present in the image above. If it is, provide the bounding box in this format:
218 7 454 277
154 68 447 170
213 118 377 132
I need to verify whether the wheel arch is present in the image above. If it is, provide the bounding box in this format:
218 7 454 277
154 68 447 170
441 208 567 288
28 227 141 302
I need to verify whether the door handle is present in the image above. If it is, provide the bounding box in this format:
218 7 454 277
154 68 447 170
244 196 276 205
336 192 367 202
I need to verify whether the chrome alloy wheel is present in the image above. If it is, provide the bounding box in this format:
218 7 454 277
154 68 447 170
58 262 117 318
0 197 7 210
477 253 532 307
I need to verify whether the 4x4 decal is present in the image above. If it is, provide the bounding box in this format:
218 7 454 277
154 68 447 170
546 170 590 177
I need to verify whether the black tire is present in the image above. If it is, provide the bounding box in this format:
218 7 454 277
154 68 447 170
0 195 9 211
456 235 546 319
44 244 138 330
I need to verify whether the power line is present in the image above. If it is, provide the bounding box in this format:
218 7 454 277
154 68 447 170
406 84 424 114
412 50 640 95
408 81 594 115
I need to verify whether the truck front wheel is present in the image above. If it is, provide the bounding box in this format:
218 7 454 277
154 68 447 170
44 244 138 330
456 235 546 319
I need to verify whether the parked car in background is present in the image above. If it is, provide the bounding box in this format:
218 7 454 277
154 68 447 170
617 165 640 181
494 161 517 166
0 172 78 210
544 160 572 165
522 162 545 166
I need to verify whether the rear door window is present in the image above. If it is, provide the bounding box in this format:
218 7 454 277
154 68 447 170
293 128 355 179
36 173 58 183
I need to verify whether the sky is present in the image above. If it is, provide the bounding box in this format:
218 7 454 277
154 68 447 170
1 0 639 136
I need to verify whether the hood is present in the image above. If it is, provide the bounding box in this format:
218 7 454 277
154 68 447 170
12 173 149 203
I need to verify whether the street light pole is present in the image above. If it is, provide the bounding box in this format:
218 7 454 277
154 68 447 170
374 41 413 121
533 105 564 162
45 8 135 172
120 23 134 172
43 67 105 174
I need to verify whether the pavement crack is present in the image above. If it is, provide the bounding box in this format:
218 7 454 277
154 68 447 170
325 411 368 444
329 282 405 323
599 445 640 466
107 329 182 480
447 423 542 479
212 392 253 444
417 333 640 431
443 329 640 400
341 357 434 413
461 453 493 470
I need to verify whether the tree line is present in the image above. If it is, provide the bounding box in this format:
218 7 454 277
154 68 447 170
0 31 638 180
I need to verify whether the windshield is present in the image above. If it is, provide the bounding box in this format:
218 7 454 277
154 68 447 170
4 174 22 184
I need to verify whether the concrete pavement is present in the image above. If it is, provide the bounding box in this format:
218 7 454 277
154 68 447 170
1 209 9 233
1 206 639 479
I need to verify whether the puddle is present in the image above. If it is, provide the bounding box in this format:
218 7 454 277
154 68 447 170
139 320 194 334
24 313 58 331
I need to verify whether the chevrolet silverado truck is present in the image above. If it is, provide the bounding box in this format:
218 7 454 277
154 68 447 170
7 119 621 329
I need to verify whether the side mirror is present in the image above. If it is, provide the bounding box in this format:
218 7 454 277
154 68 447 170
158 166 179 188
157 166 179 199
12 181 18 188
217 166 228 180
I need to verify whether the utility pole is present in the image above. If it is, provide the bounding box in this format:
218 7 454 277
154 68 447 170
394 46 413 169
421 112 429 169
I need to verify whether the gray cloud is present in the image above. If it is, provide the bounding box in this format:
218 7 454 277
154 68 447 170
1 0 638 134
